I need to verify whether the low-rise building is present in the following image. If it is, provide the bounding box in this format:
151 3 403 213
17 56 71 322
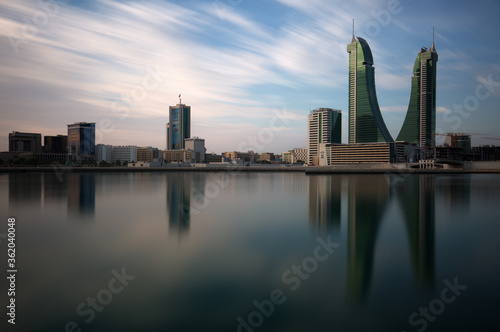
112 145 137 163
185 137 206 163
96 144 113 163
162 149 193 163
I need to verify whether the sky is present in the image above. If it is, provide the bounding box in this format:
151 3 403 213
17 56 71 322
1 0 500 154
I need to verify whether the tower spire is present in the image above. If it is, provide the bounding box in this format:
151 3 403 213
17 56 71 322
430 27 437 52
352 19 356 43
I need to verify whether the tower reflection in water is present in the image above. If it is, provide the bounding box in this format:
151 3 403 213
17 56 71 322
307 175 341 233
347 175 435 301
307 174 436 302
67 173 95 219
166 173 205 238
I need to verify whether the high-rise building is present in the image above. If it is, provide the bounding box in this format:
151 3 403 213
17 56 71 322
44 135 67 154
397 37 438 147
347 35 393 144
167 99 191 150
307 108 341 165
9 132 42 153
67 122 95 156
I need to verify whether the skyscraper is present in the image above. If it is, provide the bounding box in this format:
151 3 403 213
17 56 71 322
67 122 95 156
397 37 438 147
347 35 393 144
166 98 191 150
307 108 342 165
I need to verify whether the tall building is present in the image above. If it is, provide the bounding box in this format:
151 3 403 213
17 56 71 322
167 99 191 150
67 122 95 156
9 132 42 153
397 37 438 147
307 108 341 165
44 135 67 154
347 35 393 144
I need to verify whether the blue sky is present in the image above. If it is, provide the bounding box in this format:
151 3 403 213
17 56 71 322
1 0 500 153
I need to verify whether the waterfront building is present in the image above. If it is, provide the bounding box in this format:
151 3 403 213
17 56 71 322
184 137 206 163
167 99 191 150
397 37 438 147
162 149 193 163
44 135 67 154
9 131 42 153
307 108 341 165
96 144 113 163
347 35 393 144
67 122 95 157
293 148 308 164
112 145 137 163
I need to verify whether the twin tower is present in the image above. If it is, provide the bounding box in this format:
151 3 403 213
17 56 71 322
347 31 438 147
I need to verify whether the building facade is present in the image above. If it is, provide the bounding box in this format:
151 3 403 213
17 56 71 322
112 146 137 163
44 135 67 154
9 132 42 153
67 122 95 157
167 102 191 150
397 40 438 147
96 144 113 163
162 149 193 163
293 148 308 164
307 108 341 165
184 137 206 163
347 36 393 144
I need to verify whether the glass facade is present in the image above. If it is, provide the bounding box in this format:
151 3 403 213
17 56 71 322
167 104 191 150
347 37 394 144
67 122 95 156
397 45 438 147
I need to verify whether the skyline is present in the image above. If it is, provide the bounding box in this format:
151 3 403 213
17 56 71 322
1 0 500 153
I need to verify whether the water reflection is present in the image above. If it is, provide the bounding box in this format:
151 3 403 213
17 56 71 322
68 174 95 218
396 175 435 293
9 173 42 208
346 175 391 301
166 173 205 238
307 175 341 233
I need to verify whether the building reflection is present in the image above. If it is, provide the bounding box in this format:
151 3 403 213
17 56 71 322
346 175 391 301
9 173 42 208
307 175 341 233
167 173 205 238
67 174 95 219
396 175 435 293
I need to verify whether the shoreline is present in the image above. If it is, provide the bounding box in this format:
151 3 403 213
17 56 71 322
1 166 500 174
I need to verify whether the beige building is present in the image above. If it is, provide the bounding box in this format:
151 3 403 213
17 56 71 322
162 149 193 163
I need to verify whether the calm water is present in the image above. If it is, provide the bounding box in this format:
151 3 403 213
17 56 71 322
1 171 499 332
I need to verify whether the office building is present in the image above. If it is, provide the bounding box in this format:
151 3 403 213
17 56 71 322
44 135 67 154
397 36 438 147
184 137 206 163
96 144 113 163
137 147 160 162
282 150 294 164
67 122 95 157
260 152 275 162
9 131 42 153
347 35 393 144
112 146 137 163
307 108 341 165
167 100 191 150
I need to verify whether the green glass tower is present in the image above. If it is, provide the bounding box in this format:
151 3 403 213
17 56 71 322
347 35 393 144
397 38 438 147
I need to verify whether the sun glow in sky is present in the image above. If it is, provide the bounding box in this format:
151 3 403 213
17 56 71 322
1 0 500 153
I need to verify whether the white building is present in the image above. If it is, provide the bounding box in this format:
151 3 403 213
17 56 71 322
293 148 308 164
96 144 113 163
307 108 341 165
184 137 206 163
112 145 137 163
